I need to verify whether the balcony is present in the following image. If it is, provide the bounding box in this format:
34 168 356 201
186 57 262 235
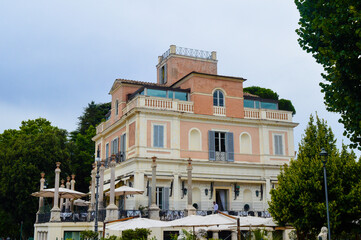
123 95 194 115
244 108 293 122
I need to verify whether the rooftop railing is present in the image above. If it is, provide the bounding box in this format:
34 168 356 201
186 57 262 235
160 45 216 62
244 108 293 122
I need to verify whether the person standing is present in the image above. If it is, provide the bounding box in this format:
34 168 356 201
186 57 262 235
213 201 218 213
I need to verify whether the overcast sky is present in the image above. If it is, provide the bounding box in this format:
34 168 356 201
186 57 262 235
0 0 359 157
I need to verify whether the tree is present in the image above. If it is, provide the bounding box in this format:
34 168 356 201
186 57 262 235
68 101 111 193
294 0 361 150
75 101 111 136
0 118 71 238
269 114 361 238
244 86 296 115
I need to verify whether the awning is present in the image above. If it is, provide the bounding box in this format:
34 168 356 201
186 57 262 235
103 180 121 192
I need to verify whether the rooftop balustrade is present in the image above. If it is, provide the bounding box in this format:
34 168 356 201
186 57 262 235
244 107 293 122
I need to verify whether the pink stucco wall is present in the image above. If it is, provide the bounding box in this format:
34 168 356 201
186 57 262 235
158 56 217 86
179 121 260 163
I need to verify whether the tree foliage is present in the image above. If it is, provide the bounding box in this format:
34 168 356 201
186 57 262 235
0 118 71 238
295 0 361 150
244 86 296 115
269 114 361 238
75 101 111 136
69 101 111 193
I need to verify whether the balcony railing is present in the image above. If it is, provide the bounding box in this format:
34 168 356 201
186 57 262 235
103 152 126 169
213 106 226 116
244 108 293 122
36 209 271 223
123 95 194 115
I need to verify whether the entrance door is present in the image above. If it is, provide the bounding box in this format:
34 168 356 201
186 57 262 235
215 189 228 211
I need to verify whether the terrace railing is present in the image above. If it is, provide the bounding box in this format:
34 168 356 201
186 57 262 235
122 95 194 116
103 152 126 169
244 108 293 122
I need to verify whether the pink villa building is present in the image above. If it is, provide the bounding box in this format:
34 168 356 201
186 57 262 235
93 45 297 216
34 45 297 240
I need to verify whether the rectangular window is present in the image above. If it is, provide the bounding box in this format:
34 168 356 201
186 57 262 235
244 99 255 108
215 132 226 152
147 89 167 98
274 135 283 155
261 102 277 110
106 143 109 159
208 131 234 161
155 187 169 210
153 125 164 148
174 91 188 101
111 138 119 154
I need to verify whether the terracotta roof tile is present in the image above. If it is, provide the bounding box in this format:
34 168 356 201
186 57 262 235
243 92 259 98
115 78 163 86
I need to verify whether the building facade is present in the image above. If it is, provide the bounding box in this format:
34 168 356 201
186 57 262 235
93 45 298 216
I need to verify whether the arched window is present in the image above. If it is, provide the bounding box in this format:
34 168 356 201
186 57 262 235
189 128 201 151
240 133 252 154
213 90 224 107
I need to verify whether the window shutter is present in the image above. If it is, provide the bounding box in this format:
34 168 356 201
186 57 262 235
163 187 169 210
226 132 234 162
159 126 164 147
279 136 283 155
208 131 215 160
148 187 152 207
106 143 109 159
164 64 167 83
154 126 158 147
111 141 114 154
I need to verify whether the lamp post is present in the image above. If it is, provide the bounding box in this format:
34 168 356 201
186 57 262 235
320 148 331 240
94 148 101 237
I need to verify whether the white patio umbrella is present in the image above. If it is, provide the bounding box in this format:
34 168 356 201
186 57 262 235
73 199 91 206
168 214 235 227
106 218 170 231
31 187 87 199
237 216 276 227
105 186 144 196
105 186 144 210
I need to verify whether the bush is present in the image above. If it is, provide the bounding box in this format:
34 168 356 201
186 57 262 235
121 228 151 240
80 230 99 240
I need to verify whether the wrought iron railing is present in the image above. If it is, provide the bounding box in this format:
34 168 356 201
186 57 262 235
37 212 50 223
176 46 213 59
161 46 213 61
103 152 126 168
118 210 143 219
159 210 185 221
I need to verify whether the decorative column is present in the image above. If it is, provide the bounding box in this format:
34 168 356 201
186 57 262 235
231 231 237 240
212 231 219 239
265 178 271 209
149 156 160 220
173 172 179 210
36 172 45 222
99 160 105 209
185 158 196 216
50 162 61 222
59 179 65 212
65 176 71 212
70 174 76 212
106 155 118 221
88 164 96 220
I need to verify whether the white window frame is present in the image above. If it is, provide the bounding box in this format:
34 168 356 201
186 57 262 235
152 123 166 148
273 134 285 156
213 89 225 107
